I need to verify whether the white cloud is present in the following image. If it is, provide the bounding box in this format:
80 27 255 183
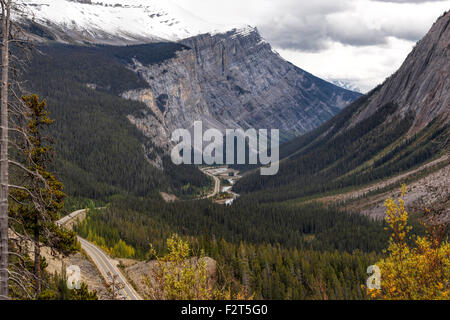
277 37 415 93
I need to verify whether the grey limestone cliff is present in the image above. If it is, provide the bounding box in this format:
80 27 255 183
122 27 361 154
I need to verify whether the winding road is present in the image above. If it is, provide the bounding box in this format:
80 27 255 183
56 209 85 227
57 210 142 300
200 168 221 199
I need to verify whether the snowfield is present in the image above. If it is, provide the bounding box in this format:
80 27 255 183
18 0 238 43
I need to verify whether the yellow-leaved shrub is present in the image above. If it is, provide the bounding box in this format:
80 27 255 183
143 234 252 300
368 185 449 300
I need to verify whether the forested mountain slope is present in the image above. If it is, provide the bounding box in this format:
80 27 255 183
234 11 450 203
24 43 210 200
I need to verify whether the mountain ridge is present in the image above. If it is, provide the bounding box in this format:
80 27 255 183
123 26 362 158
347 10 450 135
234 11 450 205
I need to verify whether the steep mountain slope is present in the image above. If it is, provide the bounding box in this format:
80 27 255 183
235 11 450 203
349 10 450 135
123 27 361 149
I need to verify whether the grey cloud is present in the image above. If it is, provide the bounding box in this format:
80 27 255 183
326 17 389 46
259 17 391 52
259 17 330 52
256 0 440 52
256 0 351 52
381 26 425 42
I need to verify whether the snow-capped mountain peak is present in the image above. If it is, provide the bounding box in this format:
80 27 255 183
18 0 232 44
328 79 362 93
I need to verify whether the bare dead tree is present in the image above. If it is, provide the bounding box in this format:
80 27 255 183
0 0 12 300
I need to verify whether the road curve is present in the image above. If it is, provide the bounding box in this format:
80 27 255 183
78 237 141 300
56 209 85 227
200 168 221 199
57 210 142 300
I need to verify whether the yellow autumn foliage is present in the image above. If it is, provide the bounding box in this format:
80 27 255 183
144 234 252 300
369 185 450 300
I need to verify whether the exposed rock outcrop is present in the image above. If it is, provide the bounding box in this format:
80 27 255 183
123 27 361 152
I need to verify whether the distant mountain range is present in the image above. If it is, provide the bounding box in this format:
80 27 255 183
9 2 450 302
329 80 362 94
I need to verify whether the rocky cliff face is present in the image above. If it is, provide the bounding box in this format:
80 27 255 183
351 11 450 134
123 27 361 153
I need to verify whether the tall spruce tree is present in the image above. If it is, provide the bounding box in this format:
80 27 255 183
9 95 76 297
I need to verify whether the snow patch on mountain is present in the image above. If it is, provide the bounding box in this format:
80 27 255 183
328 79 362 93
18 0 234 43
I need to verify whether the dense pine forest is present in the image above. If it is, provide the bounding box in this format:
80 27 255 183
72 197 427 300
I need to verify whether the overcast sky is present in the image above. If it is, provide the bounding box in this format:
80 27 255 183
172 0 449 92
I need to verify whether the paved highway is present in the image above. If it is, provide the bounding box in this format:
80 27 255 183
57 210 142 300
56 209 85 227
200 168 221 199
77 237 141 300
